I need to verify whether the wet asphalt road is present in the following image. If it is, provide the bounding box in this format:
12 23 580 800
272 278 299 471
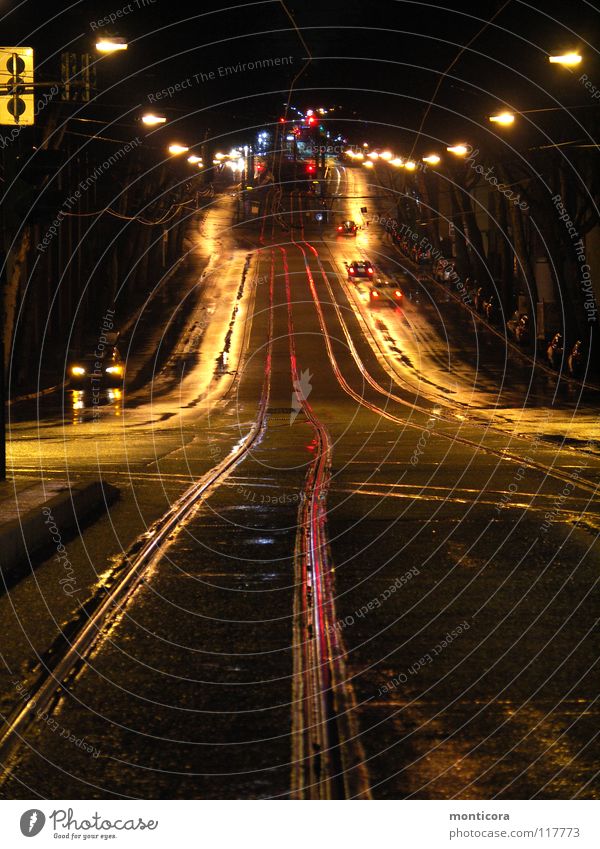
1 172 599 800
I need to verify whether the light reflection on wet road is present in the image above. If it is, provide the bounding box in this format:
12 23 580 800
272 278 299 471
1 171 599 800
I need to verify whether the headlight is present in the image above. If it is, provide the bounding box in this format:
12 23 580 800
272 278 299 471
105 365 123 375
71 366 85 376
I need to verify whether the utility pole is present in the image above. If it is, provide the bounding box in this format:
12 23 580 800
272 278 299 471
0 47 34 480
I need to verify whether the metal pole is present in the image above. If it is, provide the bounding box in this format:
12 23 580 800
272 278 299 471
0 295 5 481
0 142 7 480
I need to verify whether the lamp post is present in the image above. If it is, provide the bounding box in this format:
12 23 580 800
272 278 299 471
489 112 515 126
142 113 166 126
95 38 128 54
447 144 470 157
548 52 582 67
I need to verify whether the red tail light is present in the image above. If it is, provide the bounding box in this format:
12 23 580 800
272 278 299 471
371 290 379 298
349 268 355 273
395 290 402 298
337 226 343 231
367 267 373 274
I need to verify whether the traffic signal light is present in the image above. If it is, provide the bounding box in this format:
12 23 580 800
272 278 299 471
61 52 96 102
306 163 316 173
0 47 34 125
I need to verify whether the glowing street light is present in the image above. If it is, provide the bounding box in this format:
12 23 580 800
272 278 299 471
380 150 393 161
96 38 128 53
447 144 470 156
363 160 374 169
390 157 404 167
354 151 364 161
489 111 515 126
187 155 202 164
422 154 441 165
368 151 379 160
168 143 189 155
548 52 582 67
142 113 167 126
404 160 416 171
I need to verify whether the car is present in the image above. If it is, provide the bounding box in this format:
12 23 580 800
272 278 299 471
347 260 374 280
369 278 404 308
336 220 358 237
67 332 125 388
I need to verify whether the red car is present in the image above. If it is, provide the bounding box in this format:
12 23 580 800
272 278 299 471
337 220 358 236
369 279 403 307
347 260 374 280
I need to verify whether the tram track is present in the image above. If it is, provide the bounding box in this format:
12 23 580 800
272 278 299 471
281 246 371 800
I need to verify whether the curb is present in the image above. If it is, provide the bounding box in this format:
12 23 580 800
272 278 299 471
7 381 65 407
0 479 120 590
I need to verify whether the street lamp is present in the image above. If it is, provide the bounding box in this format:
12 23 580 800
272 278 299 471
404 160 416 171
168 143 189 155
363 160 374 169
142 113 167 126
548 52 582 67
187 155 202 164
390 157 404 167
447 144 470 156
489 111 515 126
380 150 393 161
95 38 128 53
422 154 441 165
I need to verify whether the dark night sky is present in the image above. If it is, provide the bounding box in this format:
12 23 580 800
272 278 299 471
1 0 598 153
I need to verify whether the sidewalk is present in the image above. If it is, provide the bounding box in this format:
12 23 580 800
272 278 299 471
0 477 119 590
388 237 600 391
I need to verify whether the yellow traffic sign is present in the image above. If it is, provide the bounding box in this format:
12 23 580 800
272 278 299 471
0 47 34 125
